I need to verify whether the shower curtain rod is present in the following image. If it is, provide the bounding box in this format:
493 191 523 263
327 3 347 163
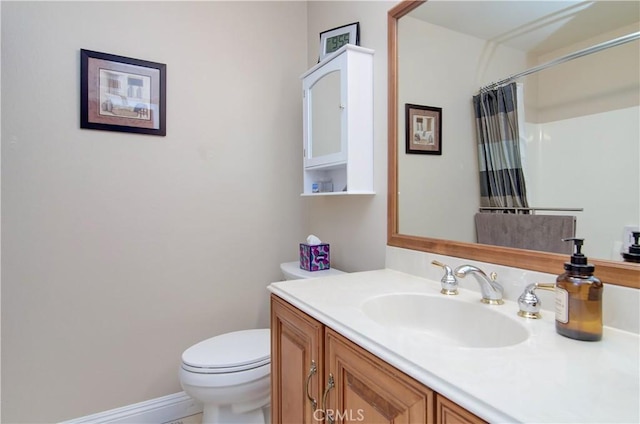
480 31 640 91
479 207 584 214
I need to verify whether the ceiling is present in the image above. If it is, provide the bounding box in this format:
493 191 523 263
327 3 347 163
409 1 640 54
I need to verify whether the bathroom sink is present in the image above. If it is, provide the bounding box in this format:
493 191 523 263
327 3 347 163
361 294 528 348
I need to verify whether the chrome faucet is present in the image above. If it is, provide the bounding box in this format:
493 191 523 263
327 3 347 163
454 265 504 304
517 283 555 319
431 260 458 295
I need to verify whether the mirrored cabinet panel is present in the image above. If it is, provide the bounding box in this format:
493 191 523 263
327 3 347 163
310 70 342 161
301 45 374 196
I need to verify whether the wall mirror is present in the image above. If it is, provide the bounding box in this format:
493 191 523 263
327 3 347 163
387 0 640 288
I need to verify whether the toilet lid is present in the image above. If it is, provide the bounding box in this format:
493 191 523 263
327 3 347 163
280 261 346 280
182 329 270 373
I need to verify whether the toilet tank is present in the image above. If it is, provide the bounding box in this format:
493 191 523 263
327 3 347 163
280 261 346 280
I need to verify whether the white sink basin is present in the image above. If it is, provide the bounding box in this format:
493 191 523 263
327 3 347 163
362 293 529 348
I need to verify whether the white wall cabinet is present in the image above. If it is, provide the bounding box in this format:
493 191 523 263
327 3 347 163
301 45 374 196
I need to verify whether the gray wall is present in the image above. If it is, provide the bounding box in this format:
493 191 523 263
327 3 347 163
1 2 308 422
302 1 392 272
1 1 393 422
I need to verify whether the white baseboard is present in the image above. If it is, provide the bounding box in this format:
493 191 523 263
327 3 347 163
60 392 203 424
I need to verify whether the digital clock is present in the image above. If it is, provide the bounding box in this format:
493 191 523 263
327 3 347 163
326 33 350 54
318 22 360 62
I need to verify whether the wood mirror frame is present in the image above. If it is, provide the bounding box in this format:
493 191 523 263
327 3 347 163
387 0 639 289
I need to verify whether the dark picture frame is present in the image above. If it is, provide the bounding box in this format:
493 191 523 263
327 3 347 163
80 49 166 136
405 104 442 155
319 22 360 62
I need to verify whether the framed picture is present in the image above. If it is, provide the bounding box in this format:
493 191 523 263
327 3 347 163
405 104 442 155
319 22 360 62
80 49 166 136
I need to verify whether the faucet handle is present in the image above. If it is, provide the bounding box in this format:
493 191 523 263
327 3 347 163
517 283 555 319
431 260 458 295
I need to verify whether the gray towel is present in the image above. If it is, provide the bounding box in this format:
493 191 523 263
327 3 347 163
475 213 576 254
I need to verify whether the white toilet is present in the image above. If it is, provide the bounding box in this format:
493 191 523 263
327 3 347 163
179 329 271 424
179 262 346 424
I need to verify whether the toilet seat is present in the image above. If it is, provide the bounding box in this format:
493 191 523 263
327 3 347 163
181 329 270 375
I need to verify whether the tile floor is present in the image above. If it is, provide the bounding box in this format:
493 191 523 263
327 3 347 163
164 412 202 424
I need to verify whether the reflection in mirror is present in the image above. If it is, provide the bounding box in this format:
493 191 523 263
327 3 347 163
399 1 639 260
387 0 640 288
311 70 341 158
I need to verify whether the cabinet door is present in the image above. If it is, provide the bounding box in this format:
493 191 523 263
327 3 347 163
325 329 434 423
303 54 347 170
271 295 324 424
436 395 487 424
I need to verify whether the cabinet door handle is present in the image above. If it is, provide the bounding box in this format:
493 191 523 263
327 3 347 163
305 360 318 411
322 373 335 424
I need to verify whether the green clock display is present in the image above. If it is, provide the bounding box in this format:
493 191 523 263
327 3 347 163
319 22 359 62
326 33 350 54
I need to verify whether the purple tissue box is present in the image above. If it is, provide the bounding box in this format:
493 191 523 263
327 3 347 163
299 243 330 271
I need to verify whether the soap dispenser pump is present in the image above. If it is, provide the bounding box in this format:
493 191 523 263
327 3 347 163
555 238 603 341
622 231 640 263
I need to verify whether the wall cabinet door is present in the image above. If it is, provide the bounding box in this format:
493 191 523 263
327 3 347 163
303 58 346 170
325 329 434 423
271 295 324 424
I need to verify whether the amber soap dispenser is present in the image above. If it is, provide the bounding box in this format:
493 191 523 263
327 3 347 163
555 238 603 341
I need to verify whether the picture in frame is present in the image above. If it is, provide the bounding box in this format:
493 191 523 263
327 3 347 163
405 104 442 155
80 49 166 136
318 22 360 62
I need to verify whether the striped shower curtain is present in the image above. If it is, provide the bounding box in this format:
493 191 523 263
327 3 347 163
473 82 529 211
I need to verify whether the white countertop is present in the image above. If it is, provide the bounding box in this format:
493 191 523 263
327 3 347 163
268 269 640 423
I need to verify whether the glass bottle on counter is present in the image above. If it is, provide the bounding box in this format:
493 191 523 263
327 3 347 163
555 238 603 341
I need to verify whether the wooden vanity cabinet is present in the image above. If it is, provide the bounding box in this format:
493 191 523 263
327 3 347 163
271 294 486 424
271 294 324 423
436 395 487 424
326 328 434 423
